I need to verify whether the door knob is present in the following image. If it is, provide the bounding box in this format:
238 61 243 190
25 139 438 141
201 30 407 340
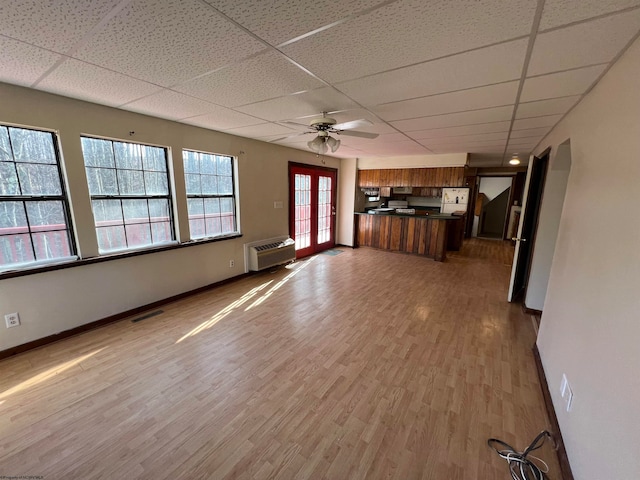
511 237 527 242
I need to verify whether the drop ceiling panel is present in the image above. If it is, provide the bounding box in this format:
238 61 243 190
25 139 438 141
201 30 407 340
174 51 324 108
516 96 581 119
423 138 508 148
74 0 266 87
204 0 384 45
125 90 254 123
337 39 527 106
528 10 640 76
539 0 640 30
222 123 299 138
408 122 512 140
236 88 359 121
340 133 411 148
372 82 519 122
520 65 607 102
391 106 514 132
281 0 537 83
39 59 162 107
0 37 61 87
510 128 551 139
410 131 509 144
0 0 122 52
512 115 563 130
353 141 430 156
183 108 265 131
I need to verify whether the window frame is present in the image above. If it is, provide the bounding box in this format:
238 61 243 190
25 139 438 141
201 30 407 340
0 122 77 272
182 148 239 241
81 135 177 254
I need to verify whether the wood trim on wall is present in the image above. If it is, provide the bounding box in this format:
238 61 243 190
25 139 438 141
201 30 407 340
533 345 575 480
0 271 255 361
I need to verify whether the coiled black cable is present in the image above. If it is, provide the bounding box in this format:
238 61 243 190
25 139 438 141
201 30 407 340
487 430 554 480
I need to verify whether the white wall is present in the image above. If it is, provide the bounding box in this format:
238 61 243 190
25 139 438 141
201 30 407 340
0 82 341 352
357 153 467 169
535 37 640 479
478 176 511 201
337 158 357 246
525 142 571 311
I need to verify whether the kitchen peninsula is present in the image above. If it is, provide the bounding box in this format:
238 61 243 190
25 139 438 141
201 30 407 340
354 211 464 262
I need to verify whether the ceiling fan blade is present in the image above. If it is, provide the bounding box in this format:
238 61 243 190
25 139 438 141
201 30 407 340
332 118 373 130
269 132 309 142
338 130 379 139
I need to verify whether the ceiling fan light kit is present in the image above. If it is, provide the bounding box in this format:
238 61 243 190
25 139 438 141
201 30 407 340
272 112 377 154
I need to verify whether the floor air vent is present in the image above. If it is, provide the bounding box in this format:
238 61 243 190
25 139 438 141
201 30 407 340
247 238 295 271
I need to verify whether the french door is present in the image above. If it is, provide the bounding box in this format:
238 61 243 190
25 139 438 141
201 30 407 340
289 163 337 258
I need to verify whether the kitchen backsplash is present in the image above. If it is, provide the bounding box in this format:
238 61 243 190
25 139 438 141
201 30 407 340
406 196 441 207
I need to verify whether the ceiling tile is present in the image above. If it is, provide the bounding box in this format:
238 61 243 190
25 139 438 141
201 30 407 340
74 0 265 87
124 90 251 122
182 108 265 131
0 37 61 87
516 96 581 119
406 122 512 140
410 131 509 144
223 123 298 138
235 87 359 121
372 82 519 122
340 133 411 148
391 106 514 132
540 0 640 30
0 0 122 52
337 39 527 105
520 65 607 102
423 138 508 148
352 141 431 156
509 127 551 139
529 10 640 76
174 51 324 108
204 0 384 45
432 146 503 154
281 0 537 83
512 114 563 130
39 59 162 107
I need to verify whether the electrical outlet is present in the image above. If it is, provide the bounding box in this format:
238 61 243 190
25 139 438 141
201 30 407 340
273 201 283 209
229 259 235 268
5 312 20 328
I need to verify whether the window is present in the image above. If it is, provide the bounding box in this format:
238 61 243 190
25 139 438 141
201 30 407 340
183 150 237 240
81 137 174 253
0 125 75 271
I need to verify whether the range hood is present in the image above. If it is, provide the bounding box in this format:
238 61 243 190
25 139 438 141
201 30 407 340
393 186 413 194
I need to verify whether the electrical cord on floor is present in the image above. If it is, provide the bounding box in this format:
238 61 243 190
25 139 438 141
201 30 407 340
488 430 555 480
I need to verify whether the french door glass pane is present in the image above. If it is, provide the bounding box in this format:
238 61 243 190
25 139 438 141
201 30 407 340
317 176 332 244
294 173 311 250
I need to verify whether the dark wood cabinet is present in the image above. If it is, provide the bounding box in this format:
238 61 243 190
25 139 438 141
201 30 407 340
358 166 466 189
356 213 452 261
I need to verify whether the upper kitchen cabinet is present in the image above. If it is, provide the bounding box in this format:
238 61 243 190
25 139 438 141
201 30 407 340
357 169 380 188
358 167 466 188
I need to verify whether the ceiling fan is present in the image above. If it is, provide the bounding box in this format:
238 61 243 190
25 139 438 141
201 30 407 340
272 112 379 154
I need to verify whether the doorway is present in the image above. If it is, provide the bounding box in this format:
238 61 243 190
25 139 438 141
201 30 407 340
289 163 337 259
508 151 550 302
474 177 512 239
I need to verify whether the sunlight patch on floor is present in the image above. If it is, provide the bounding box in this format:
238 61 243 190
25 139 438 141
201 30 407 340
0 348 106 401
175 280 274 344
244 256 316 311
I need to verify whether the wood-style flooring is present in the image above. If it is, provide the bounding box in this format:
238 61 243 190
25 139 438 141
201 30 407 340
0 239 559 479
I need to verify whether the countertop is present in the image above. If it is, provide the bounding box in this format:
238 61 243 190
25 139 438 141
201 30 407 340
354 211 463 220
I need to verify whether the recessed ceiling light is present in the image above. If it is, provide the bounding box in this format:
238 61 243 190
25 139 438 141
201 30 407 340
509 153 521 166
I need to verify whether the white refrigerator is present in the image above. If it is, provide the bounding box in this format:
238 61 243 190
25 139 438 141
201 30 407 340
441 187 469 214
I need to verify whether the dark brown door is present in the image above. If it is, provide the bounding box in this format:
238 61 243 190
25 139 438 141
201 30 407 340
508 152 549 301
289 163 337 259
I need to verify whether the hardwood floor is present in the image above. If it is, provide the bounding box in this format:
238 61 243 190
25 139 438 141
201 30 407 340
0 239 559 479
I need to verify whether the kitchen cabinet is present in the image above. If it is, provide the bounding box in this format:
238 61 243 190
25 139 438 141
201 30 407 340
358 167 466 189
355 213 459 261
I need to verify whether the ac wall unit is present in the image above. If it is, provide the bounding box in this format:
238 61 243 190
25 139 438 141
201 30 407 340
247 238 295 271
